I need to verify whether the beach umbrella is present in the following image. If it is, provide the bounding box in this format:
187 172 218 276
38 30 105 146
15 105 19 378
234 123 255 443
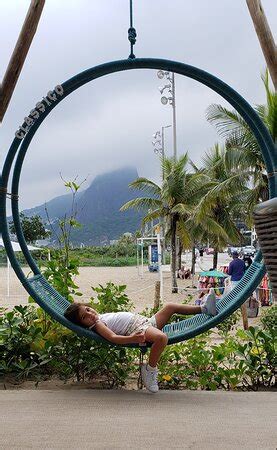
199 269 228 278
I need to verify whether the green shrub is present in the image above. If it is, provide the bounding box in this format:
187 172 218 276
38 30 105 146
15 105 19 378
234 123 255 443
216 310 241 336
158 327 275 391
0 305 54 380
0 303 135 386
90 282 134 313
0 284 275 390
260 304 277 335
158 333 222 391
42 252 82 301
235 326 276 389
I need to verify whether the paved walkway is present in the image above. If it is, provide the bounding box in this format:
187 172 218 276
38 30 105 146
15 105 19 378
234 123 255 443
0 390 276 449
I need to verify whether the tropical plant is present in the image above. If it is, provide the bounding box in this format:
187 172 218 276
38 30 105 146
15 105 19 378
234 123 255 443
0 303 135 386
192 144 247 268
42 177 85 301
120 154 206 292
206 70 276 219
260 304 277 335
90 282 134 313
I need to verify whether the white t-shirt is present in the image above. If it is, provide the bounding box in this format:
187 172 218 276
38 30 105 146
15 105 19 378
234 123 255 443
92 312 135 335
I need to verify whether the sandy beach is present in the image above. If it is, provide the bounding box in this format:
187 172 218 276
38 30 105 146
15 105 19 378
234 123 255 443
0 253 233 311
0 265 195 311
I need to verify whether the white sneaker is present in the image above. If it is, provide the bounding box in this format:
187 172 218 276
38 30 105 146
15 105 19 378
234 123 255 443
202 288 217 316
141 364 159 393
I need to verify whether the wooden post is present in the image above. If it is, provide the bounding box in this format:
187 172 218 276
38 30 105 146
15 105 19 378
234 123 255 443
154 281 160 310
246 0 277 91
0 0 45 122
241 302 249 330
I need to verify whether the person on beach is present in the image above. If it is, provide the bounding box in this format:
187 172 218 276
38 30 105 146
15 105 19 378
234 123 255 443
194 290 206 306
64 290 217 393
178 266 191 279
243 255 252 271
228 251 246 288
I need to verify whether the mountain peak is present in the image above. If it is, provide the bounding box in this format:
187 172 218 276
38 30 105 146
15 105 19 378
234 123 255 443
22 167 144 245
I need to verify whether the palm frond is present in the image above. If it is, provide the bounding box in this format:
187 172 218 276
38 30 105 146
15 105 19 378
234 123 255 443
177 219 191 248
206 104 249 138
195 216 230 242
259 71 277 140
204 173 249 200
120 197 161 211
171 203 194 216
129 178 161 197
141 208 163 225
189 160 202 173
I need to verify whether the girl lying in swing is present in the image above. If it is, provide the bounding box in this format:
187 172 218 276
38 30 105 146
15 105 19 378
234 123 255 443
64 291 217 393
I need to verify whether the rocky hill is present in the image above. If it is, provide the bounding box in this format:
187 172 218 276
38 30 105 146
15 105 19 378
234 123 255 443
23 167 146 245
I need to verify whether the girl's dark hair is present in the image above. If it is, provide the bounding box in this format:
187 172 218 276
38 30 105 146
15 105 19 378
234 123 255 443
64 303 83 325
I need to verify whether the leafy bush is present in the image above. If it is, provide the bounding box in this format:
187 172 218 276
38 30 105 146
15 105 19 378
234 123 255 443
235 326 276 389
158 333 220 390
0 305 53 380
90 282 134 313
42 251 82 301
0 303 135 386
216 310 241 336
260 304 277 335
158 327 275 391
0 284 275 390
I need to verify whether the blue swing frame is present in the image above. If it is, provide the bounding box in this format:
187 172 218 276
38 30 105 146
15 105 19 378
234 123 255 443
0 58 276 346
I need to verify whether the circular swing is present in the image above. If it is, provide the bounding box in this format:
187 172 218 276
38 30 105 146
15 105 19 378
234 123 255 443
0 6 276 348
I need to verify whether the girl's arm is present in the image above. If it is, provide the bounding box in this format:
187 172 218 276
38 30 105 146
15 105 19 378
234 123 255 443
94 321 145 345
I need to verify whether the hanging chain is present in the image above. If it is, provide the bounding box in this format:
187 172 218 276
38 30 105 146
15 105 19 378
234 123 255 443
128 0 137 59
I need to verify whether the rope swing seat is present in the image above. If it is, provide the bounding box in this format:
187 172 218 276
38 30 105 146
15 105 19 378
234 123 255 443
0 5 276 348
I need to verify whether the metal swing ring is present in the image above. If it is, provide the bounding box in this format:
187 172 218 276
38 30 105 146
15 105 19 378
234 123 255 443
0 58 276 344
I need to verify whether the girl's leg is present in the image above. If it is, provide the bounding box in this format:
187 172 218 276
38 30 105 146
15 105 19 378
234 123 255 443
154 303 202 329
144 326 168 368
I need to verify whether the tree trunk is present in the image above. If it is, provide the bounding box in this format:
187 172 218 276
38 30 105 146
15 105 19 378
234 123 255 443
177 242 183 271
0 0 46 122
191 243 196 275
213 249 218 269
246 0 277 91
241 302 249 330
171 216 178 293
154 281 161 310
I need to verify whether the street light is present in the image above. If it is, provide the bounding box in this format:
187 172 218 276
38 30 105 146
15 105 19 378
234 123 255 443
152 122 171 266
156 70 177 160
161 96 169 105
152 125 172 179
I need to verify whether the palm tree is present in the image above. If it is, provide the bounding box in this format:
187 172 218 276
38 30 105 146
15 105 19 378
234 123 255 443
121 154 205 292
206 70 276 218
193 144 248 269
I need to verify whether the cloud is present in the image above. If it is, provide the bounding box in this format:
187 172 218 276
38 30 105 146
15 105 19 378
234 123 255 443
1 0 276 210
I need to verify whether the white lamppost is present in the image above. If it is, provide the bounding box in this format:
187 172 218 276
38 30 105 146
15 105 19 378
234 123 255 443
157 70 177 160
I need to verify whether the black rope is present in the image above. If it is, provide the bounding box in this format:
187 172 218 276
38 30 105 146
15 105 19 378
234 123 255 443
128 0 137 59
0 187 19 200
137 345 148 389
137 349 144 389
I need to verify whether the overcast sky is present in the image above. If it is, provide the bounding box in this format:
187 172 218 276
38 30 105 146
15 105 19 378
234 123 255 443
1 0 276 211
